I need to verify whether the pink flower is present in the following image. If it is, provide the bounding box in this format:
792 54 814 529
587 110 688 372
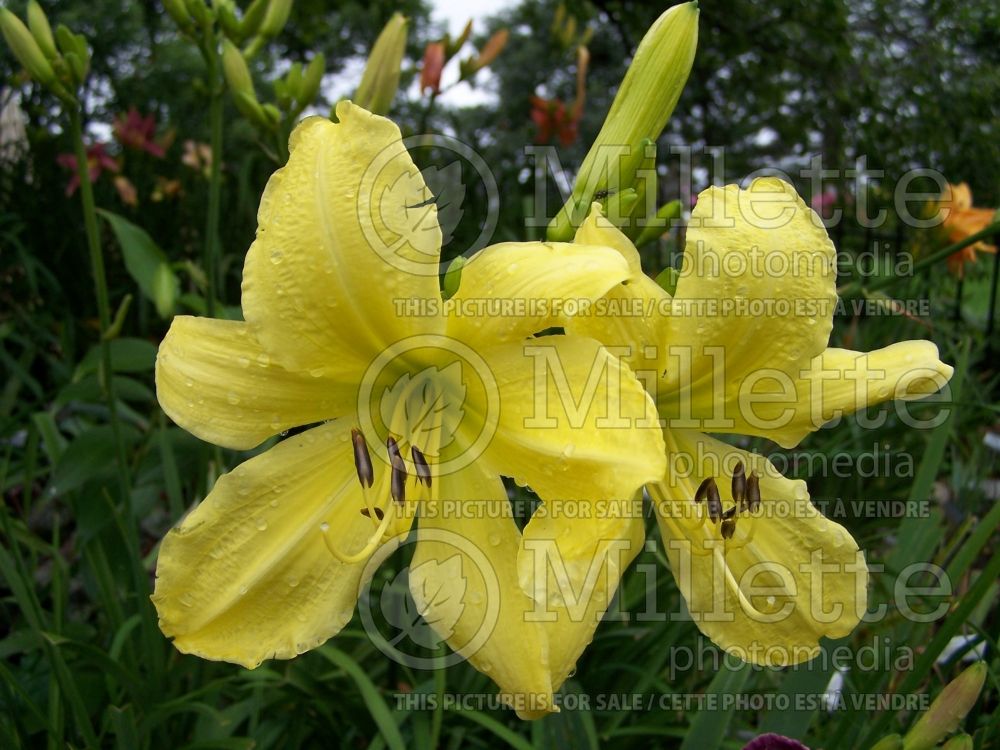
56 143 119 196
112 107 168 158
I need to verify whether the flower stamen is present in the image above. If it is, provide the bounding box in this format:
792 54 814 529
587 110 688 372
411 446 431 488
687 463 763 550
387 436 407 505
323 499 397 564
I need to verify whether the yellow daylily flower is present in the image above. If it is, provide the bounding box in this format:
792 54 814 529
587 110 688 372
519 177 953 675
152 101 667 719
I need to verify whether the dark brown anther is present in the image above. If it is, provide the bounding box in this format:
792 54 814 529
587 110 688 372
694 477 713 503
721 505 738 521
360 507 385 520
746 472 761 512
720 518 737 540
731 461 746 506
351 428 374 488
411 446 431 488
388 437 407 505
705 478 722 523
386 435 401 462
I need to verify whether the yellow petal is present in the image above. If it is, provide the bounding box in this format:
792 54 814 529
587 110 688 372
730 341 954 448
658 178 837 439
153 420 412 667
409 464 555 719
568 203 671 374
242 102 443 374
476 336 665 502
517 495 645 691
445 241 631 345
650 429 867 664
156 316 357 450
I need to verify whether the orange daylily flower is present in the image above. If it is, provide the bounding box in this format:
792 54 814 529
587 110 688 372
937 182 997 277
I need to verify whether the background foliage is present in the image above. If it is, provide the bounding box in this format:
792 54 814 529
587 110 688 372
1 0 999 748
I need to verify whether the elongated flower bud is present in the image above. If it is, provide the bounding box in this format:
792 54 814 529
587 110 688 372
298 53 325 107
26 1 57 59
547 2 698 240
222 39 254 97
259 0 292 39
354 13 408 115
903 662 987 750
467 28 508 74
1 8 58 89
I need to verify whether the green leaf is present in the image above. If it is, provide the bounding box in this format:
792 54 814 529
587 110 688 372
49 425 139 496
315 646 406 750
77 337 157 378
97 209 178 318
679 659 751 750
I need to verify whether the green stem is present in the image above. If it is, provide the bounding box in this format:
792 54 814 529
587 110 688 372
839 220 1000 297
68 109 133 505
69 108 161 683
203 43 224 316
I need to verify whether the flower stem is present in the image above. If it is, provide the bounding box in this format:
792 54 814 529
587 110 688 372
68 108 133 505
839 221 1000 297
203 44 224 316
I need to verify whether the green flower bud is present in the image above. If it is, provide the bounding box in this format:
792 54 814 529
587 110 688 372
285 61 302 97
162 0 193 30
354 13 408 115
941 735 973 750
298 53 325 107
903 662 987 750
634 199 681 248
443 256 465 299
183 0 213 27
447 19 472 57
261 103 281 127
221 39 254 97
547 1 698 240
53 25 89 84
869 736 903 750
63 51 87 87
240 0 268 39
259 0 292 39
0 8 58 89
232 89 269 129
26 1 57 59
152 263 179 319
216 2 242 41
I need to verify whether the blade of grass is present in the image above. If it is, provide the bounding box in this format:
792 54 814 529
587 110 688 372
679 659 752 750
316 645 406 750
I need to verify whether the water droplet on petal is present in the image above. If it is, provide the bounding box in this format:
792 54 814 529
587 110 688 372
270 250 284 264
256 518 268 531
488 532 502 547
227 391 240 405
256 353 270 367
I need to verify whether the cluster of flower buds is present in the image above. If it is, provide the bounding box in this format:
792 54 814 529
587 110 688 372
163 0 289 58
418 20 509 98
0 1 90 103
222 39 324 132
546 2 699 244
550 4 593 51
